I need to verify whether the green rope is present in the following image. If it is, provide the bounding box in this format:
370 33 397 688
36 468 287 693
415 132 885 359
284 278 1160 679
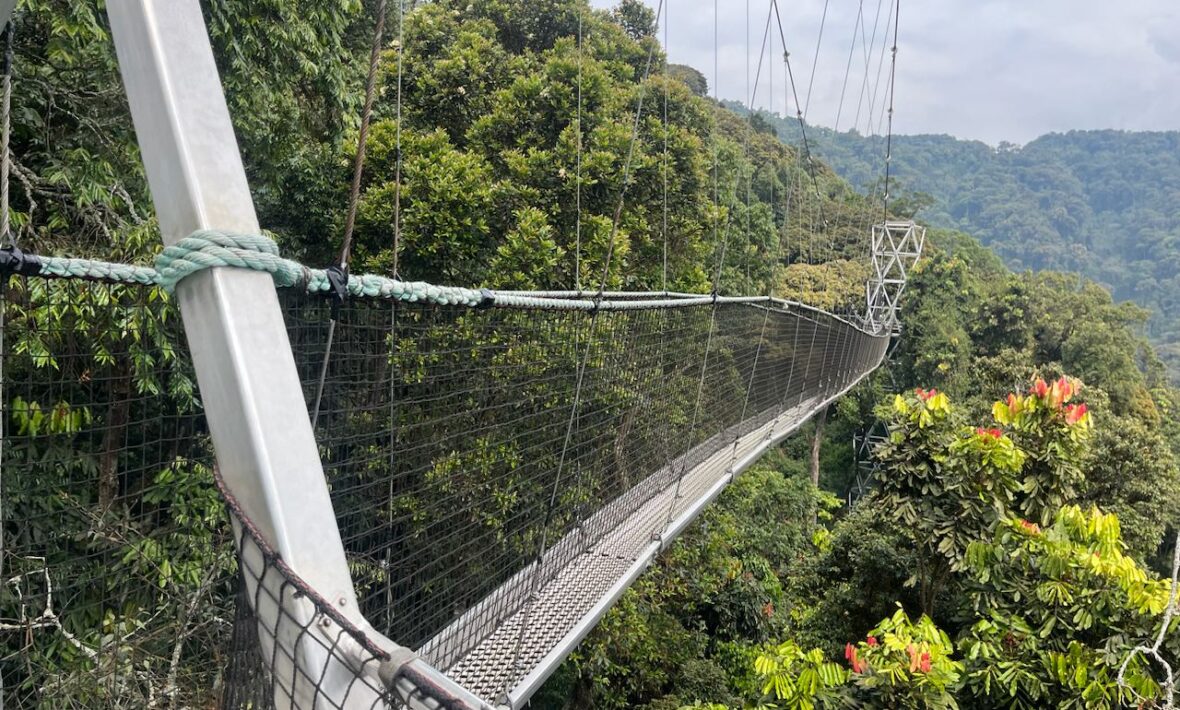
28 229 489 308
6 229 884 327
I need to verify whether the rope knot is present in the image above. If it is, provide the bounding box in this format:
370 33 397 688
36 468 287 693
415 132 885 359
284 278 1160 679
154 230 286 294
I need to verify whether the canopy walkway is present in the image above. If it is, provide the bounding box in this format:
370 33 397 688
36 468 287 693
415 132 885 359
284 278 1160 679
0 1 922 708
1 264 910 708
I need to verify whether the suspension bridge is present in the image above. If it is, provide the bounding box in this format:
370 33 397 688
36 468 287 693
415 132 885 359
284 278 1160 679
0 1 921 708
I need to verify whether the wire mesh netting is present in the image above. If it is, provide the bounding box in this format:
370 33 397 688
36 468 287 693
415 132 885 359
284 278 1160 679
283 291 886 703
0 278 230 708
1 276 887 708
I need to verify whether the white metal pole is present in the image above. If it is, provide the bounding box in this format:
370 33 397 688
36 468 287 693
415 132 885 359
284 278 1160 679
105 2 485 708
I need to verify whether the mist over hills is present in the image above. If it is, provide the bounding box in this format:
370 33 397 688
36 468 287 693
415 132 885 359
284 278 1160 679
735 101 1180 377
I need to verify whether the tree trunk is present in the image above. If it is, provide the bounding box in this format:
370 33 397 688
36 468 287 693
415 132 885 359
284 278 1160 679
810 405 827 488
99 369 131 510
613 406 637 490
809 406 827 527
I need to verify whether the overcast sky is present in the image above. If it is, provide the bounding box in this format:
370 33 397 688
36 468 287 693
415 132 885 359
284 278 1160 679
590 0 1180 146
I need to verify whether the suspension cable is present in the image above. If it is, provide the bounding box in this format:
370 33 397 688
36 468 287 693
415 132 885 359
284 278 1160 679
575 7 584 291
392 0 405 279
881 0 899 221
803 0 830 120
311 0 388 428
833 0 864 132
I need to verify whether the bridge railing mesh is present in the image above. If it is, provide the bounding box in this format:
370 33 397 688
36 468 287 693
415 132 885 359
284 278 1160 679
1 276 886 708
0 278 229 708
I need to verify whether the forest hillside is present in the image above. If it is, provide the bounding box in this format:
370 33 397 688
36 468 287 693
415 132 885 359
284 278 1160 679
739 108 1180 379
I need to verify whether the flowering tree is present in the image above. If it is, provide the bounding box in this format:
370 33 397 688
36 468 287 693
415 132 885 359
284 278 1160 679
872 377 1090 613
727 377 1177 710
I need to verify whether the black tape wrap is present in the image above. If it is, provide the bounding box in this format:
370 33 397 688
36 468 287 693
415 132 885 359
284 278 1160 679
0 245 42 277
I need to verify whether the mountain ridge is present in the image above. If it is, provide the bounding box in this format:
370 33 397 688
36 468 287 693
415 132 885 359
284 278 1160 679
734 102 1180 377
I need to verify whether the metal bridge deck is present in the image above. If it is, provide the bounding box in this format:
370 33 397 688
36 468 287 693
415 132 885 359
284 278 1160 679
421 395 825 707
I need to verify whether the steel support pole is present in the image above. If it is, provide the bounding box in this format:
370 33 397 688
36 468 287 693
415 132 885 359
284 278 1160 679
105 3 485 708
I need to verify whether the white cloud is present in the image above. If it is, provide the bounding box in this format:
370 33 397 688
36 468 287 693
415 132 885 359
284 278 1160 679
591 0 1180 145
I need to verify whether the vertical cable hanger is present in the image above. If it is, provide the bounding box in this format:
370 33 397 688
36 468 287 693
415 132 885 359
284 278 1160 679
0 22 13 641
803 0 830 121
834 0 864 135
771 0 826 232
865 0 895 137
0 22 11 247
843 0 881 282
743 0 750 288
661 0 669 292
729 0 773 470
852 0 885 137
574 6 584 292
711 0 719 291
392 0 405 280
768 4 775 282
667 0 740 533
834 2 875 282
743 0 774 291
385 0 406 634
881 0 900 222
311 0 388 428
799 0 837 268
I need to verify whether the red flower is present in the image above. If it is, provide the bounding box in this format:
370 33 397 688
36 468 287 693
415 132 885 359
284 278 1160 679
1045 376 1075 408
1064 402 1088 425
845 643 867 672
915 387 938 402
919 652 932 673
1006 393 1022 413
976 427 1003 440
866 635 878 647
1017 519 1041 534
1032 378 1050 398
